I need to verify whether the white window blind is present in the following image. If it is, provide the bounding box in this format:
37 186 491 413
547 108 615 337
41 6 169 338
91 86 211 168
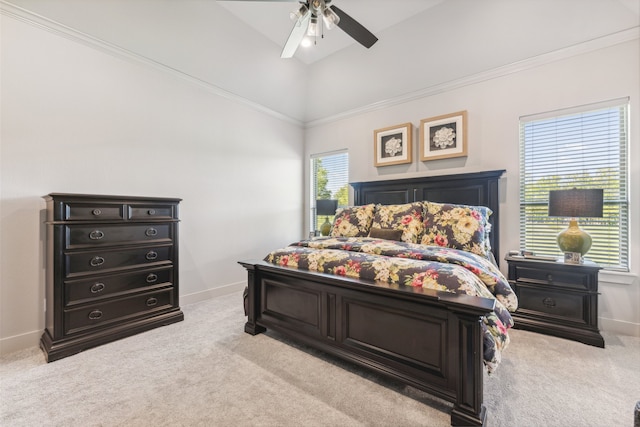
311 151 349 232
519 98 629 270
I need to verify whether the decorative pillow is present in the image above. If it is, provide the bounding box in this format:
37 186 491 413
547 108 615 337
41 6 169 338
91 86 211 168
368 227 404 241
330 204 375 237
421 201 492 257
371 202 424 244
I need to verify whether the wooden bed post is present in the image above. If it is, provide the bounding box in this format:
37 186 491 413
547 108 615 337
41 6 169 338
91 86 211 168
238 261 266 336
451 313 486 427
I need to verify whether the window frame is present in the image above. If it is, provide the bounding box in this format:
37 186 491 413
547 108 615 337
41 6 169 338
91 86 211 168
518 98 629 271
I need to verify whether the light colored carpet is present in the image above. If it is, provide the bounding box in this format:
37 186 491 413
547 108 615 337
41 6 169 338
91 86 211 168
1 291 638 426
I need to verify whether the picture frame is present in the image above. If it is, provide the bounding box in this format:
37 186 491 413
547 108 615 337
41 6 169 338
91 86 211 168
373 122 413 167
419 111 467 161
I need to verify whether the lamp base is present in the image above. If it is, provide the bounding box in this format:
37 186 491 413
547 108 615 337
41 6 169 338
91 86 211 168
320 218 332 236
557 220 592 256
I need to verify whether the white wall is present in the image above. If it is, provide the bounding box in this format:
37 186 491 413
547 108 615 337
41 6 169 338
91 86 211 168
305 39 640 337
0 15 304 353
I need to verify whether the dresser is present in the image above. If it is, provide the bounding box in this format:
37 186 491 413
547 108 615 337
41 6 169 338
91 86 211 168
505 256 604 347
40 194 184 362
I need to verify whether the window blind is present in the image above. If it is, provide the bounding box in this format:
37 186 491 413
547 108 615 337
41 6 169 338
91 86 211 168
311 151 349 232
519 98 629 270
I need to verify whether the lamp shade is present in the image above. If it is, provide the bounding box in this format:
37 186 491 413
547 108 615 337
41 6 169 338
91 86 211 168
316 199 338 216
548 189 603 218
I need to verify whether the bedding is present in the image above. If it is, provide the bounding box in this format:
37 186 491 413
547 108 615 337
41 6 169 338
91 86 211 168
264 236 517 373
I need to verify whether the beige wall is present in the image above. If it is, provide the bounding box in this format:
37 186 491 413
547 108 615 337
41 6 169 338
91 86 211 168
0 15 304 353
305 39 640 336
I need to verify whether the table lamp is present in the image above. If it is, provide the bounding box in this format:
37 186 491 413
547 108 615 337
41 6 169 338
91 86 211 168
316 199 338 236
548 188 603 263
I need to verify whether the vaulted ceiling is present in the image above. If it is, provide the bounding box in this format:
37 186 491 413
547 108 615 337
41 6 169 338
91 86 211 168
5 0 639 123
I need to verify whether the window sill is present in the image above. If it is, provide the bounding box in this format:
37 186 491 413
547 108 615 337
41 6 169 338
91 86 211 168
599 270 638 286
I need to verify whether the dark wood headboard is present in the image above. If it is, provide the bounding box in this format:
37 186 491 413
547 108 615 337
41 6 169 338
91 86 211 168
351 170 505 265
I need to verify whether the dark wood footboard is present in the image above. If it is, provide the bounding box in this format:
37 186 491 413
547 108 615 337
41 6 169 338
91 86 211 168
240 260 495 427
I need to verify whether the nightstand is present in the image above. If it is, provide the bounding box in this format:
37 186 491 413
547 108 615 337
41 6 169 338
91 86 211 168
505 256 604 347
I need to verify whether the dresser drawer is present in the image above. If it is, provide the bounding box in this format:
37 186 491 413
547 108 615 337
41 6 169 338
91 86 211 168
65 245 172 277
64 288 174 335
512 265 593 291
129 204 177 220
64 267 173 305
63 202 125 221
66 224 172 248
516 285 588 326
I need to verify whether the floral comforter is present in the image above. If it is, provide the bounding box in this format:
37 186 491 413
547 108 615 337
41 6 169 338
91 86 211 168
264 237 518 373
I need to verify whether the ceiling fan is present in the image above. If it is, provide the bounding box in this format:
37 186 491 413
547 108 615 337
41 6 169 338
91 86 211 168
221 0 378 58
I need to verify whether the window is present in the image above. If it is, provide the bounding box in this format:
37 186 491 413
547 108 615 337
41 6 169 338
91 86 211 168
519 98 629 270
310 151 349 233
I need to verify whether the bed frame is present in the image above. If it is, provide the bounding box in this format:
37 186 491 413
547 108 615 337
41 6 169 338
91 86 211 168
240 170 505 426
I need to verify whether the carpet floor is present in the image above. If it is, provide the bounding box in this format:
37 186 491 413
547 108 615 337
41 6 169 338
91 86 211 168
1 291 638 426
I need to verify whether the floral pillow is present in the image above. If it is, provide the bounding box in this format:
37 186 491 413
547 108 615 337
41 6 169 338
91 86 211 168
371 202 424 244
421 201 492 257
330 204 375 237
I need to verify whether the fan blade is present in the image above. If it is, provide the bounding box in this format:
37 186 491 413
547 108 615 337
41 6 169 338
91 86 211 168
330 5 377 48
281 12 310 58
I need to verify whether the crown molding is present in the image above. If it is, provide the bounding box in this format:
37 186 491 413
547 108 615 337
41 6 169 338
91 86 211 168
305 27 640 128
0 1 303 126
2 1 637 129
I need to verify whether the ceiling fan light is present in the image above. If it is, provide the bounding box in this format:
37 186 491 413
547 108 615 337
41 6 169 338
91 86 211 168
289 4 309 22
307 16 319 36
322 7 340 29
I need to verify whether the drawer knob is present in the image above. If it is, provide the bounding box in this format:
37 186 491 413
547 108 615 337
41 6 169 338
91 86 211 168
547 274 553 282
89 230 105 240
146 297 158 307
146 273 158 283
90 256 105 267
148 209 156 215
92 209 102 216
145 228 158 237
90 282 105 293
146 251 158 261
88 309 103 320
542 297 556 308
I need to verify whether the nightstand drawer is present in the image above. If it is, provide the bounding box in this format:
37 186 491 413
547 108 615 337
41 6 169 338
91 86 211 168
517 286 587 325
512 265 594 291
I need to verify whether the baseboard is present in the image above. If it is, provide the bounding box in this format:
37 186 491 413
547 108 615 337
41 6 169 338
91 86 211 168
0 282 247 357
600 316 640 338
0 330 42 357
179 281 245 306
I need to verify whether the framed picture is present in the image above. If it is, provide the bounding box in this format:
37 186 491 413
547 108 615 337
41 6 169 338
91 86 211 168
373 122 413 167
419 111 467 161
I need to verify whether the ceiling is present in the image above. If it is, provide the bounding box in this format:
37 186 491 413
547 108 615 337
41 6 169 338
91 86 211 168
217 0 444 64
4 0 639 123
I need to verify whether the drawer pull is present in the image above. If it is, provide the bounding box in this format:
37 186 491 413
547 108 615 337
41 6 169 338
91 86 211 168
148 209 156 215
547 274 553 283
146 297 158 307
145 228 158 237
89 230 105 240
146 273 158 283
90 256 105 267
92 209 102 216
542 297 556 308
88 310 103 320
90 282 105 293
146 251 158 261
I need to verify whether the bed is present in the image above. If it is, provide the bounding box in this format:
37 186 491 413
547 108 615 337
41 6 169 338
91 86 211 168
240 170 512 426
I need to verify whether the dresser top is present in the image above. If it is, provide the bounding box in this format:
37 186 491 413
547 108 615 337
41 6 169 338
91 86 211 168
44 193 182 203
